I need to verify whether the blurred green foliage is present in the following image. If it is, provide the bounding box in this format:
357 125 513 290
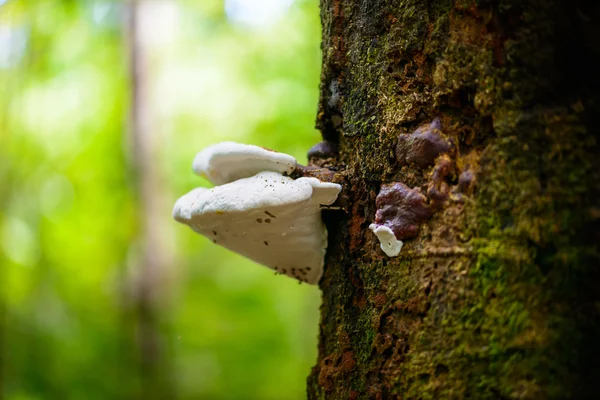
0 0 323 399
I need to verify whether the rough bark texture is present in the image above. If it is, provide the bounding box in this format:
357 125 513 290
308 0 600 398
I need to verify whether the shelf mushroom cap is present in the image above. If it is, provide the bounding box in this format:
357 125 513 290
193 142 298 185
174 170 341 284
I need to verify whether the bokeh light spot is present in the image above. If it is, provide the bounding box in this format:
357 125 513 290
225 0 294 27
1 216 40 267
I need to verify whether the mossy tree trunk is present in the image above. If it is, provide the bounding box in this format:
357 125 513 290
308 0 600 398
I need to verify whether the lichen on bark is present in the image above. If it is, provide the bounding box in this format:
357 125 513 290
308 0 600 399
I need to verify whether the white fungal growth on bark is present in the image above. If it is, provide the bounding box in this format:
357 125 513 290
368 224 403 257
174 142 341 285
192 141 298 185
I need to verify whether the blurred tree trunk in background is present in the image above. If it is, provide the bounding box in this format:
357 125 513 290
127 2 173 399
309 0 600 398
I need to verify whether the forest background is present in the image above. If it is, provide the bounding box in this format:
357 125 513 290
0 1 322 399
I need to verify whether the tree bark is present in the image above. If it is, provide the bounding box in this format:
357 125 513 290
309 0 600 398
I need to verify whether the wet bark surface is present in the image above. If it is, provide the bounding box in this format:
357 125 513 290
308 0 600 398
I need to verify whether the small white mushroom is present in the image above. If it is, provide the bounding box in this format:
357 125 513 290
174 143 341 285
193 141 298 185
368 224 403 257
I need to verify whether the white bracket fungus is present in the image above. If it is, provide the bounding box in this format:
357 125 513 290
193 141 298 185
174 142 342 285
368 224 403 257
